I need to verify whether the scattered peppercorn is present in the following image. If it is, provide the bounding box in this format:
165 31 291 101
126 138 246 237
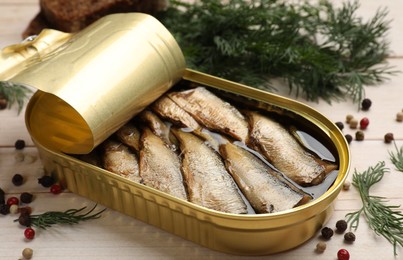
50 184 63 194
7 196 19 207
396 112 403 122
12 174 24 186
24 227 35 240
345 114 354 124
343 180 351 191
18 214 32 227
19 206 32 216
0 187 5 204
0 95 7 110
337 249 350 260
321 227 334 240
20 192 33 204
37 175 55 188
355 130 365 141
335 121 344 131
384 133 394 143
361 98 372 111
344 134 353 144
22 248 34 259
349 119 358 129
344 232 356 242
0 204 10 215
316 241 327 253
15 139 26 150
9 204 19 214
335 219 348 233
359 117 370 129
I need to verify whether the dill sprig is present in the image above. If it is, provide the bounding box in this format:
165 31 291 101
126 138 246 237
15 204 106 229
0 81 32 114
158 0 397 103
389 141 403 172
345 161 403 255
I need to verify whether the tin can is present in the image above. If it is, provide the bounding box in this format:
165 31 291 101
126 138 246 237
1 13 350 255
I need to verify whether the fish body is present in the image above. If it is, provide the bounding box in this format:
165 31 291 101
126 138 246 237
138 110 176 149
115 122 141 152
220 142 311 213
169 87 249 143
139 128 187 200
102 140 142 183
247 112 337 186
172 129 247 214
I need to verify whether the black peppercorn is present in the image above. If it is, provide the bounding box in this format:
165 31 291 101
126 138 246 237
20 192 34 204
0 203 10 215
14 139 26 150
12 174 24 186
0 187 5 204
19 206 32 216
38 175 55 188
361 98 372 111
18 213 32 227
335 219 348 233
335 121 344 131
344 232 356 242
384 133 394 143
344 134 353 144
321 227 334 240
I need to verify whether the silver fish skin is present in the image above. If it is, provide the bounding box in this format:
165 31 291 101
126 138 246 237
172 129 247 214
102 139 142 183
151 95 220 151
247 112 337 186
139 128 188 200
169 87 249 143
138 110 176 149
116 122 141 152
220 142 312 213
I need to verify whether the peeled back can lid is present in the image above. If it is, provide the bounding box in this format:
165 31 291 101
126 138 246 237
3 13 186 154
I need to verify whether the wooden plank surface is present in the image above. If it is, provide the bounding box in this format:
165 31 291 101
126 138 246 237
1 1 403 259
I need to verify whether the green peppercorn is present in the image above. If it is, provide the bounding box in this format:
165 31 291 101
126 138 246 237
321 227 334 240
38 175 55 188
344 232 356 242
335 219 348 233
384 133 394 143
12 174 24 186
14 139 26 150
20 192 33 204
344 134 353 144
361 98 372 111
355 130 365 141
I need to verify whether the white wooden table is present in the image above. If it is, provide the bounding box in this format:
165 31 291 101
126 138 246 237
1 1 402 259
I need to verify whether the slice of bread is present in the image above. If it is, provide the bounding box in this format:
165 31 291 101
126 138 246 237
22 0 168 38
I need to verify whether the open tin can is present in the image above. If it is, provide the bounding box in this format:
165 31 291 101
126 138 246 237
1 13 350 255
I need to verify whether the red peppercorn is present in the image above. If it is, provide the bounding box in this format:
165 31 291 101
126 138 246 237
6 196 19 206
337 249 350 260
360 117 369 130
50 184 63 194
24 227 35 240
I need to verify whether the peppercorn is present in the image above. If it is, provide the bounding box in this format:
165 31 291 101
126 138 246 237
18 214 32 227
355 130 365 141
335 121 344 131
315 241 327 253
38 175 55 188
9 204 19 214
19 206 32 216
50 184 63 194
344 232 356 242
0 94 7 110
0 187 5 204
0 204 10 215
337 249 350 260
335 219 348 233
345 114 354 124
22 248 34 259
349 119 358 129
396 112 403 122
344 134 353 144
361 98 372 111
12 173 24 186
15 139 26 150
321 227 334 239
343 180 351 191
359 117 370 129
7 196 19 206
24 227 35 240
20 192 33 204
384 133 394 143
